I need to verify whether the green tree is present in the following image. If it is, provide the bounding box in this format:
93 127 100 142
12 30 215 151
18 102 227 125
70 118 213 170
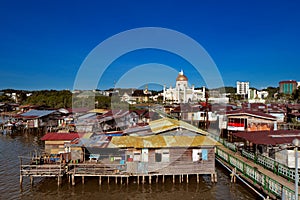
24 90 72 108
95 95 111 109
263 87 279 99
292 86 300 102
0 94 13 102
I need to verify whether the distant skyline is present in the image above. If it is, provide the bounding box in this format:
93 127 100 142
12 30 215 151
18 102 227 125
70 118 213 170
0 0 300 91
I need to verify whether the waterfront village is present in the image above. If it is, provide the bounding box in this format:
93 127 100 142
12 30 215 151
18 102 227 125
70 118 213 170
1 71 300 199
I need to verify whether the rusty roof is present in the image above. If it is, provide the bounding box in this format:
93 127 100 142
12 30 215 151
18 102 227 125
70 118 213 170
40 132 80 141
226 109 277 120
108 135 218 148
233 130 300 145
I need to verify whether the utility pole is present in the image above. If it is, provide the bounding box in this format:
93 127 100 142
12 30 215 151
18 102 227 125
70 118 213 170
205 91 209 130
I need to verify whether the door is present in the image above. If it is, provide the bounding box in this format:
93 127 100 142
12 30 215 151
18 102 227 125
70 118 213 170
141 148 149 162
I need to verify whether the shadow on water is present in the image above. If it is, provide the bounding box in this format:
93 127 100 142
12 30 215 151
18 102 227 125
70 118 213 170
0 133 260 200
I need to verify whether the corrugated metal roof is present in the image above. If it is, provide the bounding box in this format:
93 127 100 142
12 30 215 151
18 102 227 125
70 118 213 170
226 109 276 120
75 134 111 148
40 132 79 141
21 109 56 118
233 130 300 145
149 118 208 135
108 135 218 148
78 113 96 120
88 109 108 114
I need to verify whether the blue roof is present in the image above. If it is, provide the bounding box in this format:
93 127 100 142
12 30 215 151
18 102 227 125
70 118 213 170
21 110 56 118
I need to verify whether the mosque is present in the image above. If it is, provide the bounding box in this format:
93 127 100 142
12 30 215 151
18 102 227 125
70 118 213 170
162 70 206 103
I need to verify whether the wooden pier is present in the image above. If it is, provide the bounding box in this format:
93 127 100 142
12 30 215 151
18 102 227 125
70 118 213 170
66 162 217 186
19 157 66 186
20 161 217 188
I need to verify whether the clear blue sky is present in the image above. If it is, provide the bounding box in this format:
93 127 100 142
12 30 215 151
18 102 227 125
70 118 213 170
0 0 299 91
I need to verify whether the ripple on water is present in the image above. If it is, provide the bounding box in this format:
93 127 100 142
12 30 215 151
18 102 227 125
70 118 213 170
0 134 260 200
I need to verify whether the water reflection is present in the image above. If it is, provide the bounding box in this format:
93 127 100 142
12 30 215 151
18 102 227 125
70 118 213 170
0 133 259 200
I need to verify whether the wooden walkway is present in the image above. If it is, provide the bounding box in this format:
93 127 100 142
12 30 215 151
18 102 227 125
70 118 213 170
20 163 66 186
217 144 298 200
66 162 217 186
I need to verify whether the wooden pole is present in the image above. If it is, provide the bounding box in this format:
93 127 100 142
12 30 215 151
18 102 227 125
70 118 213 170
156 175 158 183
115 176 117 184
82 176 84 184
179 175 181 183
99 176 102 185
214 173 218 183
72 175 75 186
181 174 183 182
230 168 236 183
186 174 189 184
142 176 145 184
30 176 34 186
149 176 151 184
197 174 199 183
162 175 165 183
20 175 23 186
127 176 129 185
58 176 62 186
19 157 23 186
173 175 175 184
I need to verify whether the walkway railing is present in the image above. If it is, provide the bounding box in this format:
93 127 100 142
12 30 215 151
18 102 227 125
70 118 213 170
68 163 127 175
216 147 297 200
210 133 299 199
20 164 65 177
210 134 298 182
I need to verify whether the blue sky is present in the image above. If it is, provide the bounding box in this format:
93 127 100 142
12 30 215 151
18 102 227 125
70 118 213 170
0 0 300 91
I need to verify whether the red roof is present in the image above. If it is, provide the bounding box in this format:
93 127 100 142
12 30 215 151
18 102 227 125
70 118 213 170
233 130 300 145
132 110 147 116
66 107 91 113
40 132 79 141
226 109 276 120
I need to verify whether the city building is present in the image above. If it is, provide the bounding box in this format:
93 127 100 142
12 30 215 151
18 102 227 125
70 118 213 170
162 70 205 103
279 80 297 95
236 81 249 95
247 89 268 103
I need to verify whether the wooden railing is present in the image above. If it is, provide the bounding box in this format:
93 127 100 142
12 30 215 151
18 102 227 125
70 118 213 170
67 163 127 175
20 164 65 177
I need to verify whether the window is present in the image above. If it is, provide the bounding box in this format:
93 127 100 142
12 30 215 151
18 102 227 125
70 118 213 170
162 150 170 162
192 149 202 162
155 149 170 162
155 153 162 162
202 149 208 160
133 151 141 161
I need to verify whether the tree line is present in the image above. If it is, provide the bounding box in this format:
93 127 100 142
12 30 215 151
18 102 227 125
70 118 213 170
0 89 125 109
1 86 300 109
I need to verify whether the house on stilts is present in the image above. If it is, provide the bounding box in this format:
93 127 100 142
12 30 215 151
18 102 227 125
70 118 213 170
20 117 219 186
67 117 219 185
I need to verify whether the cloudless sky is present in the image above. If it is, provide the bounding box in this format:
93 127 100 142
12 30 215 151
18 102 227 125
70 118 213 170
0 0 300 91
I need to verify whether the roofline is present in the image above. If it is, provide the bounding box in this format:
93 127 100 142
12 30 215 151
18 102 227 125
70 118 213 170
227 112 277 121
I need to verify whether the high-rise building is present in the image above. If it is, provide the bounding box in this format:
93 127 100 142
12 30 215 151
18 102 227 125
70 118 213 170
236 81 249 95
279 80 297 95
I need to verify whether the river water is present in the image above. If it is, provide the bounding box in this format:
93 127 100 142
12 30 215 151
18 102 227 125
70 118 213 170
0 133 261 200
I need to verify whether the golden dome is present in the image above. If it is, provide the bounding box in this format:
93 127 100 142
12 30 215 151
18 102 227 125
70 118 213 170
176 70 188 81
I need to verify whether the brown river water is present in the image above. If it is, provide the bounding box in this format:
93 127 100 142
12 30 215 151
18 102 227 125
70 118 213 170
0 133 261 200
